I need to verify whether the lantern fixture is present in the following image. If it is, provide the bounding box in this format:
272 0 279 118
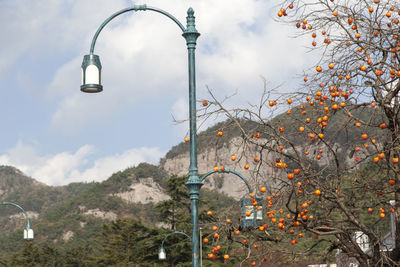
158 247 166 260
240 196 264 229
81 54 103 93
24 224 34 240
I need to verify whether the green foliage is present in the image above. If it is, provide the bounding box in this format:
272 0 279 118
156 175 190 231
0 166 240 266
63 246 94 267
5 107 393 266
104 163 167 191
164 119 260 160
0 163 170 260
133 163 168 185
165 105 389 167
94 220 160 266
6 242 64 267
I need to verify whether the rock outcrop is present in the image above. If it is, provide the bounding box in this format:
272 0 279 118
113 177 170 204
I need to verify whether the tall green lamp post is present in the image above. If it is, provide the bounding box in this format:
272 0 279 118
80 4 202 266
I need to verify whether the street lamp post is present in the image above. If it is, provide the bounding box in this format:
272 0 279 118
80 4 202 266
1 202 34 240
158 231 191 261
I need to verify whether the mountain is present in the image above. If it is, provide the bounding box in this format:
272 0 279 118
161 105 388 198
0 104 388 259
0 164 168 256
0 163 234 259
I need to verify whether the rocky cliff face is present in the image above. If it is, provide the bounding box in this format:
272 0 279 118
112 177 170 204
160 135 366 199
161 137 277 199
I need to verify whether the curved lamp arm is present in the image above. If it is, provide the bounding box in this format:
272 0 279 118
159 231 191 260
1 201 34 240
200 167 253 194
90 4 185 54
80 4 199 93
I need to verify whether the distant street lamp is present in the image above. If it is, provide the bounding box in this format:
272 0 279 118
1 201 34 240
80 4 202 266
159 231 191 261
200 167 262 229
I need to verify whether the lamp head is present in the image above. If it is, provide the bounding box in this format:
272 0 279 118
24 225 34 240
81 54 103 93
158 247 166 260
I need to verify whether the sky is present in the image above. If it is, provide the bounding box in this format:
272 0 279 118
0 0 312 186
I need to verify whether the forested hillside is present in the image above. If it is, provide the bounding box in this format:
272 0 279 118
0 106 392 266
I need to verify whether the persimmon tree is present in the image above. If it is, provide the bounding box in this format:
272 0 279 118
198 0 400 266
200 193 323 266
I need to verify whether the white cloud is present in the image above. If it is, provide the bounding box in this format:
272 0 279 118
171 97 189 138
0 141 165 186
46 57 82 99
0 0 127 84
50 91 122 135
44 0 312 135
172 97 188 122
0 0 317 186
31 145 94 185
68 147 165 183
